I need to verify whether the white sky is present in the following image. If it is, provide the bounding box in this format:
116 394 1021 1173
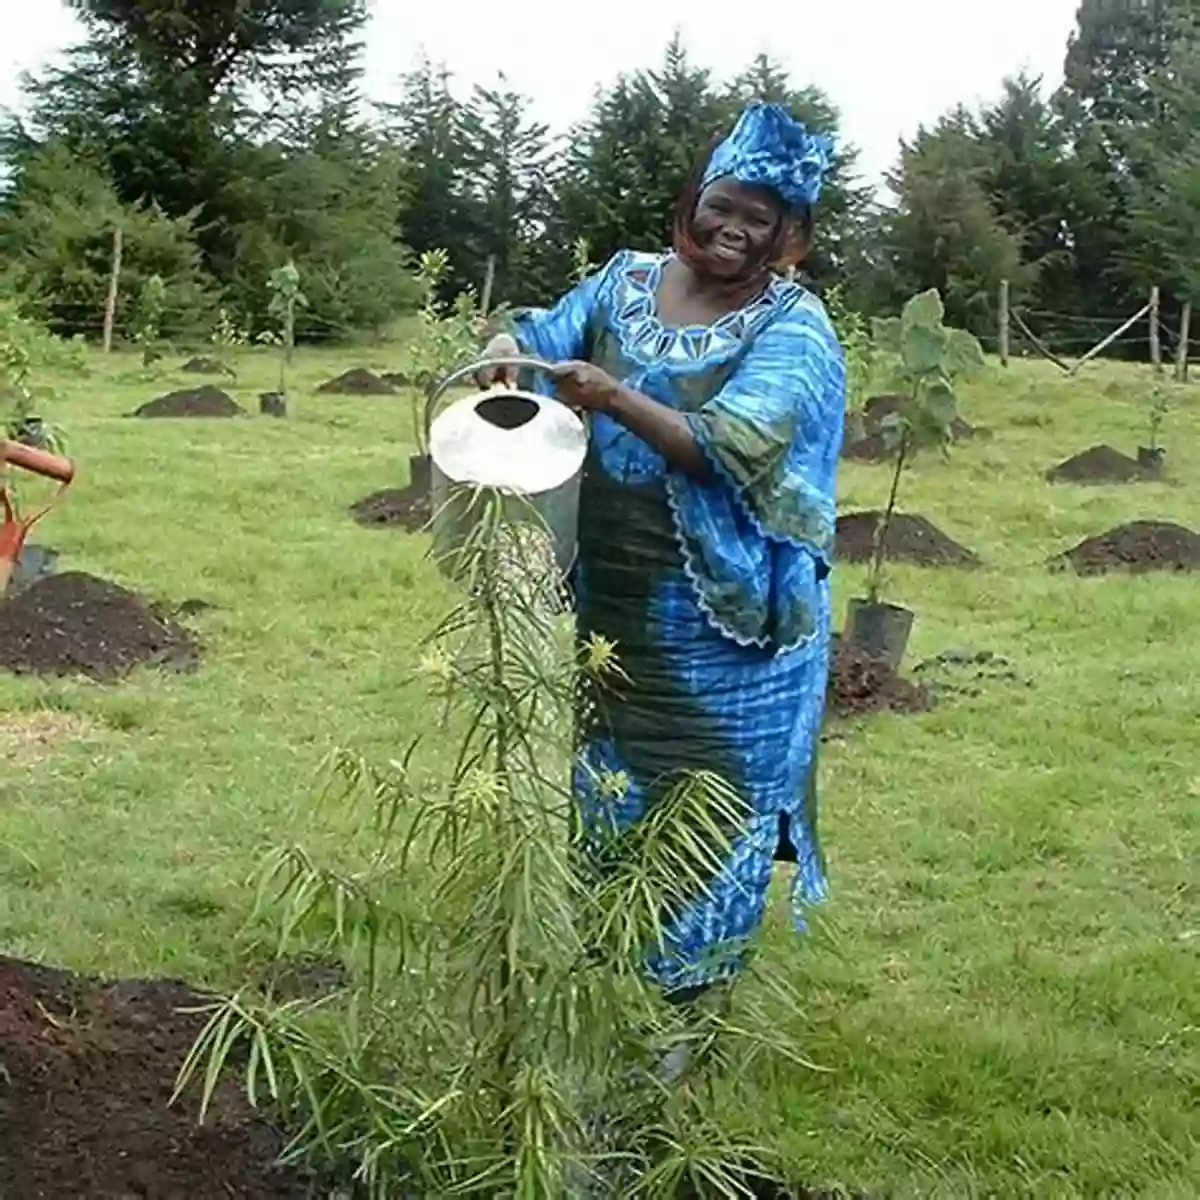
2 0 1081 184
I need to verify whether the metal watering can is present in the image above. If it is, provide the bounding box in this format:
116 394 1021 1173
425 356 587 582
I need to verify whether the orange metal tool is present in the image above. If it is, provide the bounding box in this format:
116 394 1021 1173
0 439 76 594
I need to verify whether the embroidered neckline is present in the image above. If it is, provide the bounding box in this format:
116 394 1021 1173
610 252 796 369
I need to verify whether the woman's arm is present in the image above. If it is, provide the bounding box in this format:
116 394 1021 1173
601 384 712 481
550 362 711 481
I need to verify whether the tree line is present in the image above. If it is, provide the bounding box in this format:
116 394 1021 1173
0 0 1196 356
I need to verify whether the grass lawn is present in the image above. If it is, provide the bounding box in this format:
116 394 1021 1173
1 346 1197 1197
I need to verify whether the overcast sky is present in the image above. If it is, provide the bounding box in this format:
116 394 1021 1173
2 0 1081 183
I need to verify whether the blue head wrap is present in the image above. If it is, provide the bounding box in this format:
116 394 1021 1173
701 103 835 212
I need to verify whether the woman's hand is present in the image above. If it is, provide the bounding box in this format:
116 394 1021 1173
474 333 520 389
551 361 624 412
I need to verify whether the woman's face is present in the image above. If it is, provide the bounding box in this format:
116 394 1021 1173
691 179 785 278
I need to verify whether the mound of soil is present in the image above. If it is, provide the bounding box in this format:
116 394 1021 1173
381 370 415 388
316 368 397 395
842 396 980 461
0 956 310 1199
1045 444 1147 484
350 485 430 533
1051 520 1200 576
0 571 199 679
181 355 234 376
836 511 979 567
135 386 244 418
827 635 931 719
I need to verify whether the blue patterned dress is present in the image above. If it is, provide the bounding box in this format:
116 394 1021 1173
510 250 845 993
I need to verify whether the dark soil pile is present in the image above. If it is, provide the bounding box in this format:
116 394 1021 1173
0 571 199 679
842 395 979 461
836 511 979 567
0 956 310 1199
381 370 415 388
350 485 430 533
1051 520 1200 576
316 367 397 395
135 386 244 418
1045 444 1147 484
181 356 234 376
827 635 931 719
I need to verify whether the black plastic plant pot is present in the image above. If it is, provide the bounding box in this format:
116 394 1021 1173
409 453 431 495
1136 446 1165 477
7 544 59 595
259 392 287 418
844 597 914 670
15 417 46 448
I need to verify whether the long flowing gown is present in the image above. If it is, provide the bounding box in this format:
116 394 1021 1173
510 250 845 993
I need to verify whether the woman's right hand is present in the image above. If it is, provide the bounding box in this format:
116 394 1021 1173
475 333 520 389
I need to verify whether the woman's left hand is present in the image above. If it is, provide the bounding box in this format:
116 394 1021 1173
551 361 623 412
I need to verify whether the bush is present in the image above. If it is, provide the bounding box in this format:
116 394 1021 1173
0 141 218 343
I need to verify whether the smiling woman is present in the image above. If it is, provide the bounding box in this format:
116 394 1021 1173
478 103 846 1009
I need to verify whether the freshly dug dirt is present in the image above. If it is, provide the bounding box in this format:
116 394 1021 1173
0 571 199 680
350 485 430 532
181 356 234 376
316 367 397 395
842 395 979 461
135 386 244 418
827 635 931 719
0 956 310 1199
1050 520 1200 576
1045 444 1147 484
836 511 979 567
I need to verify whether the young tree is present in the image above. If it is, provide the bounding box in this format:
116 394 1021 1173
459 77 557 307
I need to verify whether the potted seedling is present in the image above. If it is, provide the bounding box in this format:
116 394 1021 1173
210 307 249 378
258 261 306 417
1137 382 1169 478
132 274 166 368
824 283 876 446
843 288 985 668
406 248 481 494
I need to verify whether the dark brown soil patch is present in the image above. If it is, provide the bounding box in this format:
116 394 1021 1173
135 386 244 418
0 572 199 679
181 356 234 376
381 370 414 388
0 956 310 1199
827 635 931 719
859 396 979 444
350 485 430 532
1050 520 1200 575
316 368 397 395
1045 444 1148 484
836 512 979 567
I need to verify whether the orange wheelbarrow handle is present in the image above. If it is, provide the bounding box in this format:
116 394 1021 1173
0 439 76 484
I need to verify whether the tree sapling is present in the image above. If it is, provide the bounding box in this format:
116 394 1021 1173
843 288 985 667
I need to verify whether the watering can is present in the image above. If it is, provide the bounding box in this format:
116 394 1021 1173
0 440 76 595
424 357 587 581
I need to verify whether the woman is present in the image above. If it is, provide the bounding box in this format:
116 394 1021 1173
477 104 845 1001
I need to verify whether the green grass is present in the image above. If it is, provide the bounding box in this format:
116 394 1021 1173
1 346 1197 1197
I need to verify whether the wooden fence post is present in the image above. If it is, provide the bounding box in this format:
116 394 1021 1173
102 227 123 354
1175 300 1191 383
1149 285 1161 373
998 279 1010 367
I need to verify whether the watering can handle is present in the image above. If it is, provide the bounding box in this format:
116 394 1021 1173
0 440 76 484
423 356 555 445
